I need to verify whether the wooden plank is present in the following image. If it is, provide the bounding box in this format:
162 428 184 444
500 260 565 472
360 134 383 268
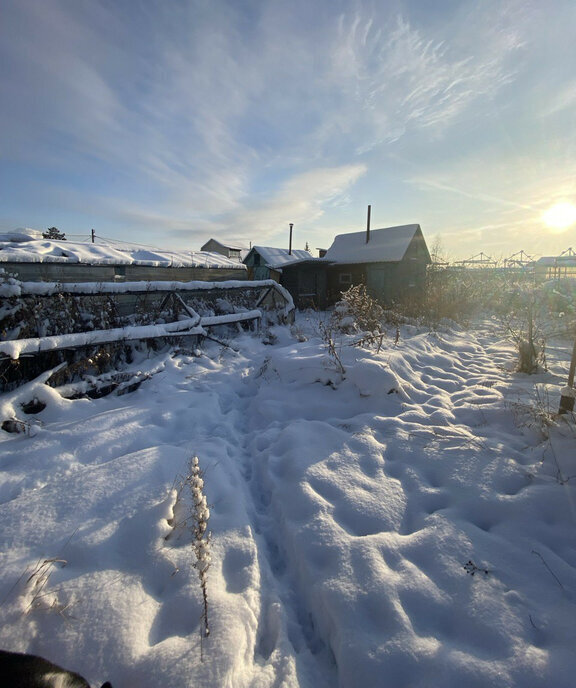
0 310 262 360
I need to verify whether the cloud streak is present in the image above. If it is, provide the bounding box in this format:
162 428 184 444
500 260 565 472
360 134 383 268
209 164 367 243
323 5 522 153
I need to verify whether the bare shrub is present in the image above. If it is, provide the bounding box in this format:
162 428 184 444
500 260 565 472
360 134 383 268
318 320 346 377
331 284 383 335
498 281 548 373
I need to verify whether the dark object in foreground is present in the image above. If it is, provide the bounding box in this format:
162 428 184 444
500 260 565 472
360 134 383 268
0 649 112 688
463 560 489 576
558 337 576 415
559 390 575 414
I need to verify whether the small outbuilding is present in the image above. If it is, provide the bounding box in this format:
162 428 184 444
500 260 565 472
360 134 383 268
200 238 249 262
279 224 431 308
278 257 329 309
243 246 312 281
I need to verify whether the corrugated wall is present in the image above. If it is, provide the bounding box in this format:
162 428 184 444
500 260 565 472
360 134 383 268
0 262 247 283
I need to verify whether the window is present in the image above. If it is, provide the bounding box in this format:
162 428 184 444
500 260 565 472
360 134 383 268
114 265 126 281
339 272 352 285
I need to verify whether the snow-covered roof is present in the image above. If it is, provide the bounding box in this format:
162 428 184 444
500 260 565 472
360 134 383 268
0 228 43 242
536 256 576 267
251 246 312 268
323 224 423 264
0 236 245 269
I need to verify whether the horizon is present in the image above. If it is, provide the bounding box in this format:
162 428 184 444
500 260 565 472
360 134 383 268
1 0 576 260
5 224 576 265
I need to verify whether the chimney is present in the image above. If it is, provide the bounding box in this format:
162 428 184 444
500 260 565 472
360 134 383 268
366 205 371 243
289 223 293 255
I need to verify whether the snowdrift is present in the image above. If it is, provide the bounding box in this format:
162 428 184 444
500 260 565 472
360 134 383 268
0 318 575 687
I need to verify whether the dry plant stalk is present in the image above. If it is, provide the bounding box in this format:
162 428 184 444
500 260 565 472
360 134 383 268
188 456 211 640
24 557 68 614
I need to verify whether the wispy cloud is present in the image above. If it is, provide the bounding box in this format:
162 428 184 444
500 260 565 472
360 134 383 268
1 0 575 258
408 176 535 212
322 5 523 153
0 0 523 183
212 164 367 243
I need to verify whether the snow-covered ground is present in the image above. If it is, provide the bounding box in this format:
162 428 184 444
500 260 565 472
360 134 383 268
0 315 575 687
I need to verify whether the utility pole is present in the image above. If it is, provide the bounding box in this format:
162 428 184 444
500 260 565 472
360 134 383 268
91 229 95 243
289 223 293 255
366 205 371 243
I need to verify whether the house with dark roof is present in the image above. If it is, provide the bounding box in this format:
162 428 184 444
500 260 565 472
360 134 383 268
279 224 431 308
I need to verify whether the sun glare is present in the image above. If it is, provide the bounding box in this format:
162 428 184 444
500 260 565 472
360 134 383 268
542 202 576 232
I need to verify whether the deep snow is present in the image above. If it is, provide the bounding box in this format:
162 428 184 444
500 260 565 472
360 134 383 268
0 316 575 687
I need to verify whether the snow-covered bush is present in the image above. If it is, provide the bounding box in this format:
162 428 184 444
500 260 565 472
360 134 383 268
331 284 383 335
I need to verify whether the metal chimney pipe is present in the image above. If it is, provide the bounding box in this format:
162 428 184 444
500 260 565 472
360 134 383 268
366 205 371 243
289 223 293 254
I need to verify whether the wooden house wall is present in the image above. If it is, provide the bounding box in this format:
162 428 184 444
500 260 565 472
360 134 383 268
366 261 426 300
280 264 328 309
327 259 427 305
246 266 274 281
326 264 366 303
404 229 431 264
201 239 242 260
326 233 430 305
201 239 226 255
0 262 247 283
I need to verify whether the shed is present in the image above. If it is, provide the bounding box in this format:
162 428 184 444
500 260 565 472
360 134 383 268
277 257 329 309
324 224 431 303
0 233 247 283
534 250 576 281
200 238 249 262
243 246 311 281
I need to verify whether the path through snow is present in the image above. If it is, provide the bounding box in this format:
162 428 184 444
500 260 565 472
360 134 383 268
0 319 575 687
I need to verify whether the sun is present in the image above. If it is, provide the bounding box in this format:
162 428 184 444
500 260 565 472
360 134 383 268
542 202 576 232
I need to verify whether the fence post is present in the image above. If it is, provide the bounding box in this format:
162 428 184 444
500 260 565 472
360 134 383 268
559 336 576 414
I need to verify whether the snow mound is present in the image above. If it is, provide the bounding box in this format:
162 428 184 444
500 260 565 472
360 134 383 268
0 322 575 686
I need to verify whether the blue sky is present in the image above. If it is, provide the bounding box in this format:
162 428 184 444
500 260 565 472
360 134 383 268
1 0 576 259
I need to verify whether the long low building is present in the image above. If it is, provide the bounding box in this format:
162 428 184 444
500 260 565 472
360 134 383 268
0 229 247 282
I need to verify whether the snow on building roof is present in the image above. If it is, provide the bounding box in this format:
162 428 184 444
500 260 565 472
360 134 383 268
251 246 312 268
0 228 44 242
0 236 245 269
323 224 422 264
536 255 576 266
